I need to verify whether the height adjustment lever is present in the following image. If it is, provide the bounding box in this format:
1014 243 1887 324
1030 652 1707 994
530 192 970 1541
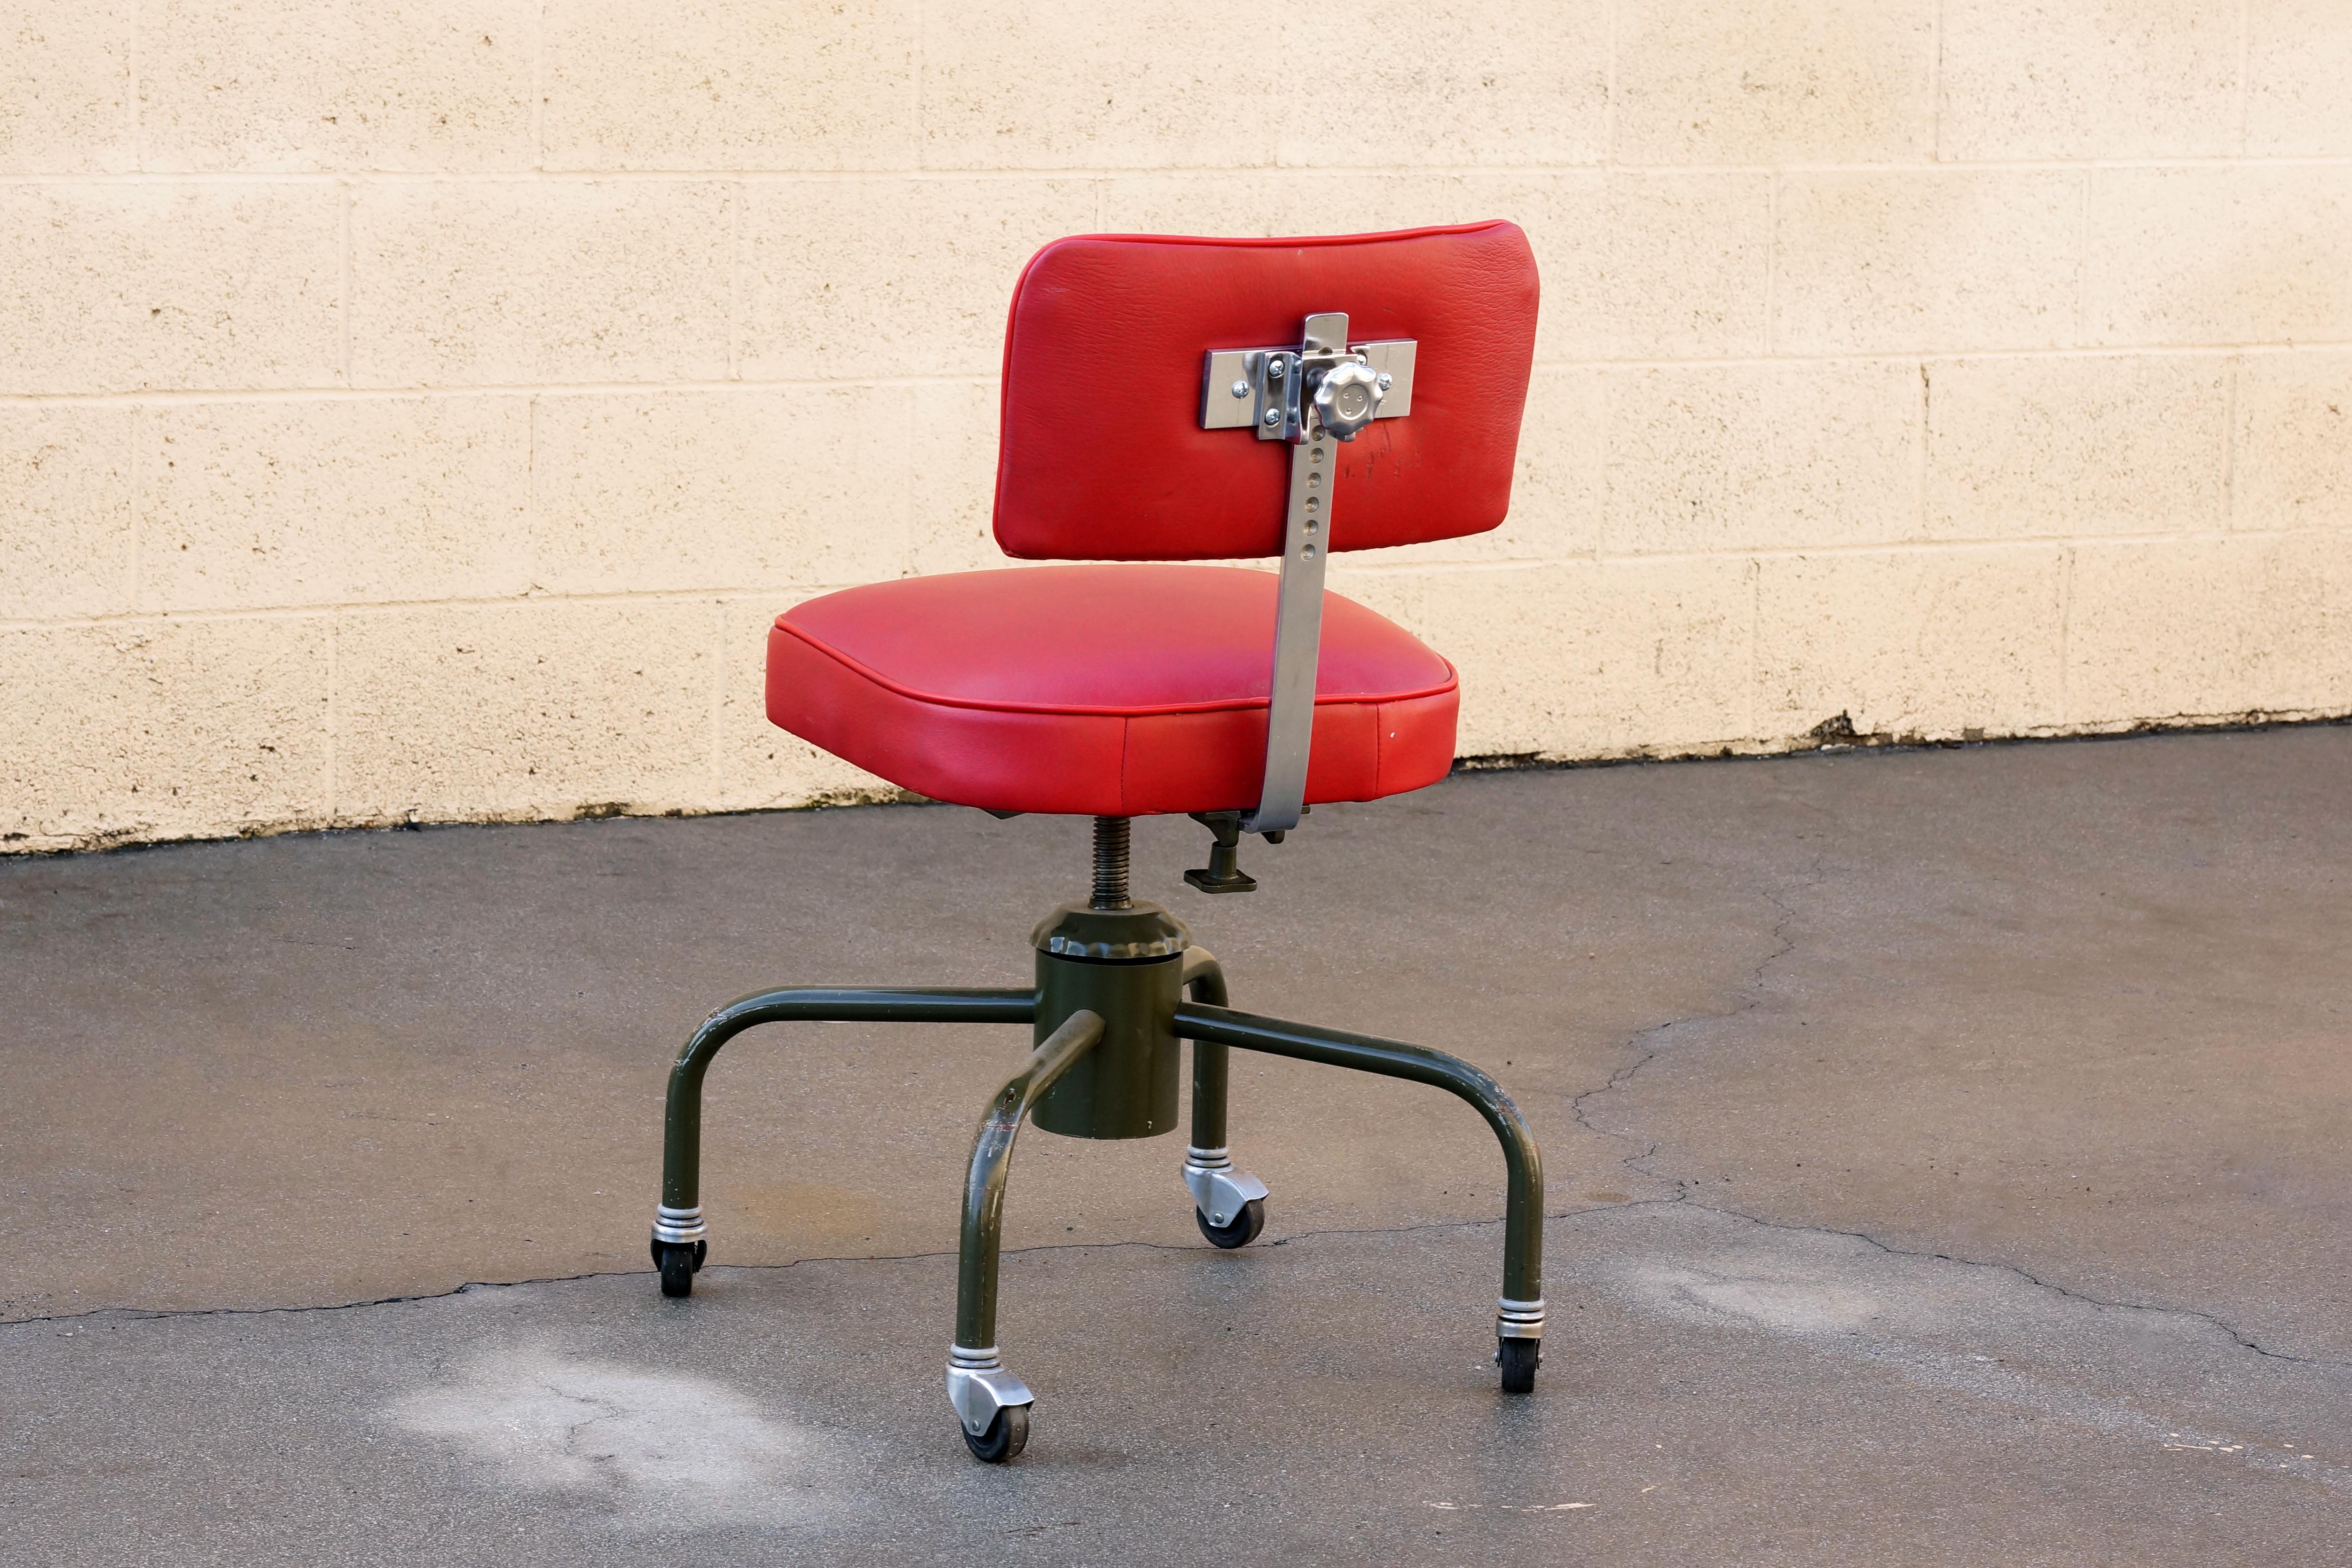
1183 812 1258 894
1183 806 1307 893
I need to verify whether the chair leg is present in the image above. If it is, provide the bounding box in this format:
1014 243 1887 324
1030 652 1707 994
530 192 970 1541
948 1009 1106 1463
652 985 1035 1297
1171 999 1547 1395
1178 947 1269 1248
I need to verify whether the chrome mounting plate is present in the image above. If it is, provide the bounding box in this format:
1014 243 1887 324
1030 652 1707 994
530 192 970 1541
1198 338 1416 434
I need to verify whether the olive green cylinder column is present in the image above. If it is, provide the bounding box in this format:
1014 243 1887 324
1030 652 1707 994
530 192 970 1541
1025 896 1189 1141
1030 950 1183 1138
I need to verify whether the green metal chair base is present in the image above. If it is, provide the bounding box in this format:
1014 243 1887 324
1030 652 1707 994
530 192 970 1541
651 833 1546 1463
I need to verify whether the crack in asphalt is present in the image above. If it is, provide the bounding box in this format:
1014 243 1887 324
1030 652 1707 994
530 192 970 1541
1556 847 2339 1373
1567 856 1814 1186
12 1198 2345 1377
1648 1197 2346 1371
552 1384 623 1467
0 1219 1539 1329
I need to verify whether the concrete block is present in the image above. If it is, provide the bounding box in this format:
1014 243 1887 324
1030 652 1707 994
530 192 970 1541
0 615 329 849
1924 355 2227 541
2087 167 2352 347
2067 536 2352 721
1489 364 1608 560
1940 0 2242 159
1104 170 1770 360
1099 171 1479 239
0 0 134 172
2234 351 2352 531
1613 0 1936 164
715 597 897 810
531 386 915 596
1528 173 1773 361
137 397 531 614
2262 534 2352 712
1356 366 1604 567
140 0 534 172
0 405 134 620
334 600 716 820
908 379 1007 578
740 177 1098 380
1604 359 1920 556
918 1 1607 171
543 0 917 170
0 182 340 394
2074 563 2245 726
1412 558 1754 757
2248 0 2352 156
1769 172 2088 355
1774 172 2082 355
351 181 734 387
1319 562 1415 631
1756 548 2066 738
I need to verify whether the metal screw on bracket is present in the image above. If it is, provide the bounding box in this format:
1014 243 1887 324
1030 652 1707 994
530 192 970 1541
1231 378 1251 399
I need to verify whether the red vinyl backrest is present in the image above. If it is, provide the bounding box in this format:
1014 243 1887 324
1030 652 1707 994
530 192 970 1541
992 222 1540 560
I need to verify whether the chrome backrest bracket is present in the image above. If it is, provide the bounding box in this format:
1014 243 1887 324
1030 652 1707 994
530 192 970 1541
1196 316 1417 837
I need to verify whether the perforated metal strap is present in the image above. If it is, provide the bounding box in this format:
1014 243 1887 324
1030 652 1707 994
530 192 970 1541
1243 429 1336 835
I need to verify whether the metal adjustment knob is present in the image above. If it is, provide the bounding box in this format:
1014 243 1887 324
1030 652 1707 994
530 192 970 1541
1312 360 1385 441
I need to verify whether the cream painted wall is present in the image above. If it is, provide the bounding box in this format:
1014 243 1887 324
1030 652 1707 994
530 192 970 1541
4 2 2350 852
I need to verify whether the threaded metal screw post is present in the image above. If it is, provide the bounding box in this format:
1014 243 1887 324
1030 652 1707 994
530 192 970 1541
1091 816 1132 909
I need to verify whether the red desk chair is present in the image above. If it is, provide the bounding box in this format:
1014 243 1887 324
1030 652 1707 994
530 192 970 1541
651 221 1547 1463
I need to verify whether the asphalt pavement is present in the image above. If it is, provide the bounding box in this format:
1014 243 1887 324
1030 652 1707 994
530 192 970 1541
4 726 2348 1564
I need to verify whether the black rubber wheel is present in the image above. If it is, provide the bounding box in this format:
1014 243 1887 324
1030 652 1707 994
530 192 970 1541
646 1236 709 1270
1497 1336 1541 1395
1195 1197 1266 1250
654 1239 705 1298
962 1404 1031 1464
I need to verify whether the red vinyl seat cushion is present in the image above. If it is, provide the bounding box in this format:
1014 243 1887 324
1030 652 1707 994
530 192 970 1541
767 565 1459 818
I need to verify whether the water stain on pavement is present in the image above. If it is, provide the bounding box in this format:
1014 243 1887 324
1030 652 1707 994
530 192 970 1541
385 1347 848 1529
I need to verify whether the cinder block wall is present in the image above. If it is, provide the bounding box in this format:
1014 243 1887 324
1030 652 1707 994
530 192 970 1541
6 3 2349 852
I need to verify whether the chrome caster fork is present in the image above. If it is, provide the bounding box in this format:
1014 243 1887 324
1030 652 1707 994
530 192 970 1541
947 1345 1034 1463
1183 1145 1269 1249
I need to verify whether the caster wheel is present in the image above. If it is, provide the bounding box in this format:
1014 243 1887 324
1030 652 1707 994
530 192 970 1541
1196 1197 1266 1250
962 1403 1030 1464
652 1238 707 1298
1497 1336 1540 1395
